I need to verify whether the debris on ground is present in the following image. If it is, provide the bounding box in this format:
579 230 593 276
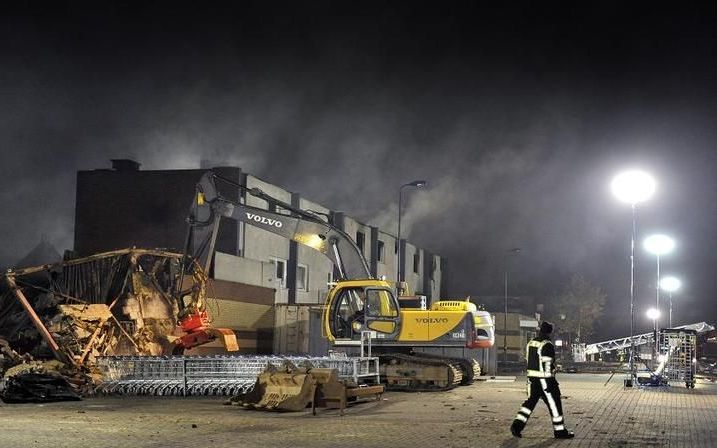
0 355 85 403
0 248 234 403
1 371 81 403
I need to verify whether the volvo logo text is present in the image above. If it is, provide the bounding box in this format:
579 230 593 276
246 213 284 228
415 317 449 324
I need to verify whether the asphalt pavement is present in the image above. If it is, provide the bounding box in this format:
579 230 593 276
1 374 715 447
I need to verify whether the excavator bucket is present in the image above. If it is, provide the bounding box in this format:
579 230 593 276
229 362 317 412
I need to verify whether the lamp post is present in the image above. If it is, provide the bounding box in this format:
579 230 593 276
397 180 427 295
611 169 656 387
660 276 682 328
643 234 675 334
503 248 521 364
646 307 661 362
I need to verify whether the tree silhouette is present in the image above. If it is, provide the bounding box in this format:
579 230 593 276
550 274 606 343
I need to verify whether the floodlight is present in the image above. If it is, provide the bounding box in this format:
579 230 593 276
643 234 675 256
611 170 656 205
660 276 681 293
646 308 661 320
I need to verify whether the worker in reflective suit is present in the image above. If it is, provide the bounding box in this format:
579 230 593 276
511 321 574 439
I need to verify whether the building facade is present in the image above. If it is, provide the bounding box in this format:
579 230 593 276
74 160 445 353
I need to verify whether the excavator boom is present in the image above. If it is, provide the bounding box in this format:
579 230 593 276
186 172 371 280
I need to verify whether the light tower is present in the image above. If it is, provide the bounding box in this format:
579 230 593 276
610 169 656 387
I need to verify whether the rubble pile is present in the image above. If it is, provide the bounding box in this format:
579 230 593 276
0 338 29 370
0 248 209 402
1 357 83 403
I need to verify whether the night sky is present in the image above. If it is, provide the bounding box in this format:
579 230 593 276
2 1 717 340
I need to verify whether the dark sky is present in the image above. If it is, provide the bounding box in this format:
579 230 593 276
2 1 717 340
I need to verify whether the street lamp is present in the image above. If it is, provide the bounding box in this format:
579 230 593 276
660 276 682 328
397 180 427 294
503 248 521 365
611 169 656 387
643 234 675 332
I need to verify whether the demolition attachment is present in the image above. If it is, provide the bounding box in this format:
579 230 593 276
230 361 320 411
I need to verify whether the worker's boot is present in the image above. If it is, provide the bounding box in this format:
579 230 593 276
510 420 524 438
554 429 575 439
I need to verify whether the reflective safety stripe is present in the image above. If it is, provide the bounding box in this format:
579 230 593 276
540 379 560 418
554 424 565 431
527 339 555 376
520 407 532 416
552 416 564 423
527 340 543 361
515 414 528 422
526 369 552 378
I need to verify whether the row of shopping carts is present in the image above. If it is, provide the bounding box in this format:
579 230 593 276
95 354 380 396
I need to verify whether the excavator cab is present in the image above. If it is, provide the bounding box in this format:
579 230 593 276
324 281 401 341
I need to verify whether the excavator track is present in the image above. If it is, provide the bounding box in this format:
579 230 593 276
408 352 481 385
379 353 463 391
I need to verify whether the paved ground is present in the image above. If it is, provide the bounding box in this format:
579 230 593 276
1 374 716 447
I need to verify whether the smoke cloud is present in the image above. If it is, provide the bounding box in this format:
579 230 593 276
2 2 717 339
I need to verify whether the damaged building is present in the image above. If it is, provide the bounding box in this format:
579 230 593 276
0 159 451 401
0 160 468 402
70 159 446 354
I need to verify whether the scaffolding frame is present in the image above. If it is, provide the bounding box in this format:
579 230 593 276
656 329 696 388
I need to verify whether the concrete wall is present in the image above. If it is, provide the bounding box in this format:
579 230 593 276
375 230 398 282
427 253 442 301
242 175 292 270
404 242 423 295
296 198 333 304
342 215 373 273
214 252 263 285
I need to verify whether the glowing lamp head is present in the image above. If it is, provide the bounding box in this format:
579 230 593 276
646 308 661 321
643 234 675 256
660 276 682 293
611 170 656 205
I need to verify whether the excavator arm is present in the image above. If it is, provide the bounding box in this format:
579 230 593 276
185 171 372 281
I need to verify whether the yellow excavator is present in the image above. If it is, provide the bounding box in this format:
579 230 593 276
187 172 495 391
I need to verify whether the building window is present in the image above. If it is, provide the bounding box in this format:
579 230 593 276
413 253 420 274
377 240 385 263
296 264 308 291
271 258 287 288
356 231 365 255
